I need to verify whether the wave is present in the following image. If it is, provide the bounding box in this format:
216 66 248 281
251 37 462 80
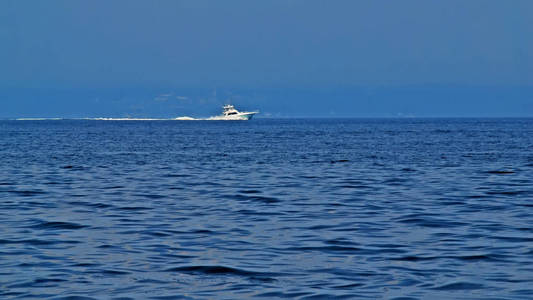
164 265 279 282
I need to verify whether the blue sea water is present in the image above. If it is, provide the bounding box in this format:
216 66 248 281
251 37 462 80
0 118 532 299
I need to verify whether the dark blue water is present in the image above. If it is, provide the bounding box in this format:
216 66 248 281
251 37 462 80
1 118 532 299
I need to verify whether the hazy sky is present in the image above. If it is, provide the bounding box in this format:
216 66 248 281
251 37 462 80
1 0 532 117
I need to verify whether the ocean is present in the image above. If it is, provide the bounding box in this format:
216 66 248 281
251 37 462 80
0 118 532 299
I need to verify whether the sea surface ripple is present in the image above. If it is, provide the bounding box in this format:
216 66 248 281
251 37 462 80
0 118 532 299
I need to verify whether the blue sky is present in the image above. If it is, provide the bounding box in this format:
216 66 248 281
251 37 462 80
1 0 532 117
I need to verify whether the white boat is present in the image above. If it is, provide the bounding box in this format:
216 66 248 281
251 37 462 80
207 105 258 120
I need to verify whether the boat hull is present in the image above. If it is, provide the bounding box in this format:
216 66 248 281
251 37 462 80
208 112 257 120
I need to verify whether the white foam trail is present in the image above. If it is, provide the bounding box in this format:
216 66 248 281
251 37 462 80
84 117 203 121
85 117 167 121
15 116 250 121
16 118 64 120
174 116 198 120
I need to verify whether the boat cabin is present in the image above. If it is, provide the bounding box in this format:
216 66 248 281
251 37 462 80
223 105 240 116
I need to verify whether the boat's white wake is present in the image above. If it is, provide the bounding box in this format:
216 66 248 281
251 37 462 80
88 117 168 121
15 115 253 121
88 117 203 121
174 116 198 120
16 118 65 121
16 117 199 121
